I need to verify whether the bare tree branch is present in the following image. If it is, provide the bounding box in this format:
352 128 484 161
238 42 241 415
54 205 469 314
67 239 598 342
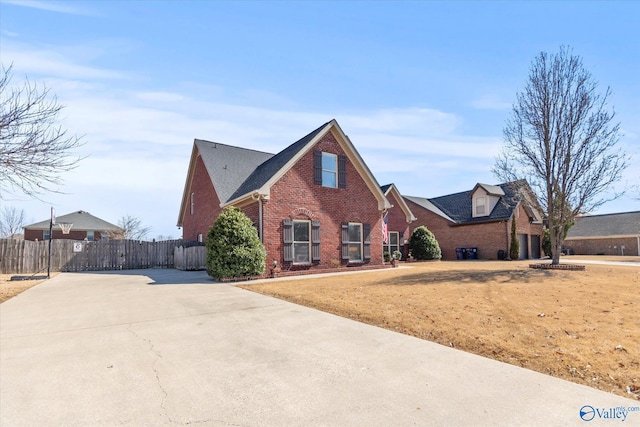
493 46 627 265
0 205 27 238
0 64 85 199
109 214 152 241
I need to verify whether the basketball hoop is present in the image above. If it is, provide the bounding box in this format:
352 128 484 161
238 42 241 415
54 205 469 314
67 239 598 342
58 222 73 235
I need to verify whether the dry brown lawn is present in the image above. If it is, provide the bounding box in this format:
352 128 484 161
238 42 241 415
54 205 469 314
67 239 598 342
239 257 640 401
0 273 55 303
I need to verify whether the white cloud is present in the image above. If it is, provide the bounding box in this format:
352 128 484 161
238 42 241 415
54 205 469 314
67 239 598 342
470 95 512 110
3 0 95 15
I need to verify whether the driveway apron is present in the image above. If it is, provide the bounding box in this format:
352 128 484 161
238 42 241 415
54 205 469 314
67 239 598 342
1 270 634 426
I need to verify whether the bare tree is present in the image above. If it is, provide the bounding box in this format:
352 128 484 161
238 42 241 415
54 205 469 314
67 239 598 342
0 64 84 199
110 214 152 240
0 205 27 238
493 46 627 265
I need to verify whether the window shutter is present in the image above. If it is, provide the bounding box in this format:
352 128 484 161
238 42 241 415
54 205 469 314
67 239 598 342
341 222 349 260
283 219 293 262
313 150 322 185
312 220 321 262
363 223 371 260
338 154 347 188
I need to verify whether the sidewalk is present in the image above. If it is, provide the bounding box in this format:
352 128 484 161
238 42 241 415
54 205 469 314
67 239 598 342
1 270 636 426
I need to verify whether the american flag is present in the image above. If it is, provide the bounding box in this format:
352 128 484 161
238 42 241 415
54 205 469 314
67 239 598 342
382 211 389 244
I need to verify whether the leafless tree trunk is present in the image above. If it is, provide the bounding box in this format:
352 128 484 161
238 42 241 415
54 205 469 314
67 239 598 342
493 47 626 265
0 205 26 238
0 64 84 199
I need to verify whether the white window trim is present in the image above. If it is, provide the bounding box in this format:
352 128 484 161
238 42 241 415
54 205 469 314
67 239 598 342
384 231 400 254
321 152 338 188
348 222 363 262
475 196 486 216
293 219 311 265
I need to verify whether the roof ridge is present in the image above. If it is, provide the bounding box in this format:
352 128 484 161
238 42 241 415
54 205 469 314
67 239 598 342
194 139 275 157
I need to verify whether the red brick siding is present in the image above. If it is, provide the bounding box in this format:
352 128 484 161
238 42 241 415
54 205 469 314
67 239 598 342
262 131 384 271
384 191 412 255
564 237 639 256
24 229 109 241
181 155 223 241
405 199 543 260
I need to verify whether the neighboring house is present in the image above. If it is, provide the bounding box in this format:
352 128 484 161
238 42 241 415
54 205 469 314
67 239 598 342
177 119 391 274
404 180 544 260
380 183 416 258
564 211 640 256
23 210 122 241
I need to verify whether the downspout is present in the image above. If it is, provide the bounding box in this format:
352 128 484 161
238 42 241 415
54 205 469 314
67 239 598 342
251 192 263 242
637 235 639 257
505 220 510 255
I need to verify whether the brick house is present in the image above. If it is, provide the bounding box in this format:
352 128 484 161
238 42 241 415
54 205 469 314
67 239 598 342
23 210 122 241
564 211 640 256
404 181 544 260
380 183 416 259
177 119 391 274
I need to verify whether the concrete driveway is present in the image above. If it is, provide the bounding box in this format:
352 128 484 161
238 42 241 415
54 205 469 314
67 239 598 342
1 269 636 426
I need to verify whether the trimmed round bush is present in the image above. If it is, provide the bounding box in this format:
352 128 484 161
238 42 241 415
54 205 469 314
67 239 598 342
409 226 442 260
206 207 266 280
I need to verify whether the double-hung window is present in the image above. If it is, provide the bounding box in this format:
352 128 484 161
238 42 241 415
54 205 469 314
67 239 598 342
321 153 337 188
475 196 486 215
284 219 320 263
293 220 311 264
347 223 362 262
384 231 400 255
314 150 346 188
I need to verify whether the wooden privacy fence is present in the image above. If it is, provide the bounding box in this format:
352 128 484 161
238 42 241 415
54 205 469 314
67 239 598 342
0 239 204 274
174 245 207 271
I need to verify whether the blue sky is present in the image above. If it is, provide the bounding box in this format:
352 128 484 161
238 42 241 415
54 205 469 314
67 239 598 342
1 0 638 239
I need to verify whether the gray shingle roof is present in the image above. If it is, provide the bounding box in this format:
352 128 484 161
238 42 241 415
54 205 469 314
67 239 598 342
227 121 330 201
195 140 274 204
24 210 121 231
405 180 533 224
566 211 640 238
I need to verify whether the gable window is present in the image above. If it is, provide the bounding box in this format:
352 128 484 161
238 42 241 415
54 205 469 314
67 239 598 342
283 219 321 263
314 151 346 188
43 230 51 240
322 153 337 188
86 231 95 241
190 192 195 215
475 196 486 215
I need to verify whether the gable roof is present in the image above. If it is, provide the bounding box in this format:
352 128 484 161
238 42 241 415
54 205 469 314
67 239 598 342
227 122 329 202
381 183 417 223
565 211 640 239
195 139 274 204
469 183 505 198
404 180 540 225
24 210 121 231
403 195 455 222
178 120 391 226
